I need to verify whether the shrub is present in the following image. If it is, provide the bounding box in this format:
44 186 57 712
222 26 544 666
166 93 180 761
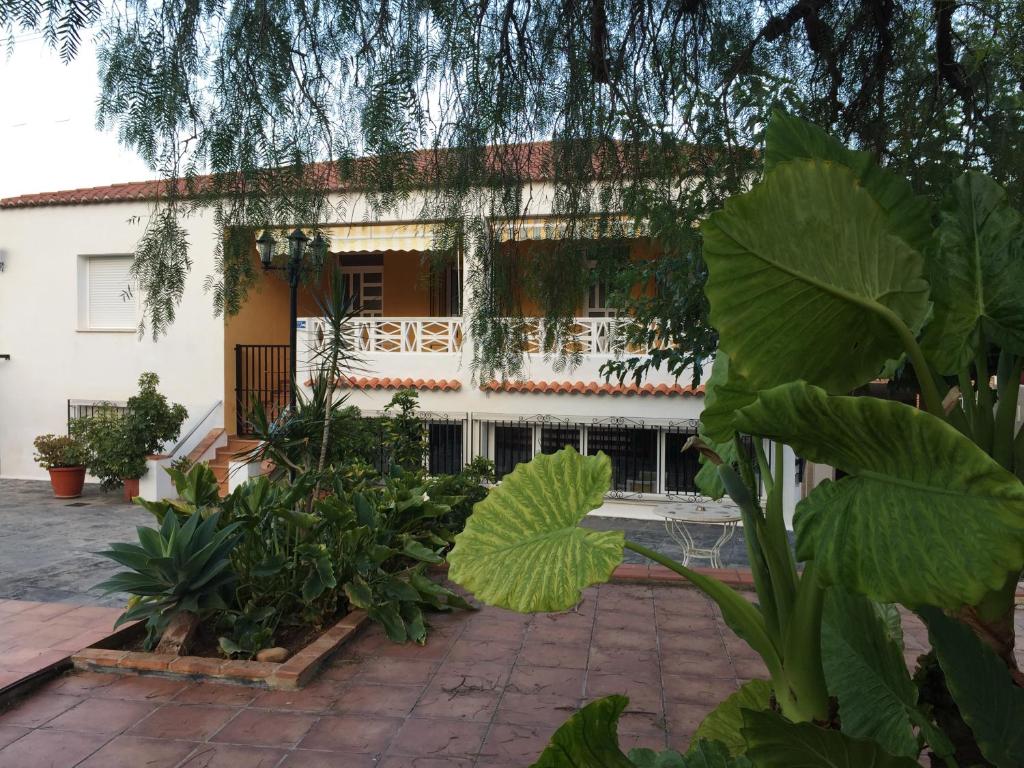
73 372 187 489
32 433 89 469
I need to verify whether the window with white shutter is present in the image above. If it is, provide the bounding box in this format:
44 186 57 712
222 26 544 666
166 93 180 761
80 256 137 330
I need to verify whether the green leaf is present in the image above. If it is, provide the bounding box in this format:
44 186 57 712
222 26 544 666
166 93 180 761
692 680 772 757
699 353 756 445
530 695 634 768
633 740 749 767
734 382 1024 608
701 159 931 395
370 603 407 643
343 578 374 610
740 709 920 767
821 588 918 757
921 606 1024 768
921 171 1024 373
764 110 932 253
448 447 622 613
402 538 443 564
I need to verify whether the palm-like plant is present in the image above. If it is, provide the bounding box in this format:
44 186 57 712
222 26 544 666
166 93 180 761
97 511 242 648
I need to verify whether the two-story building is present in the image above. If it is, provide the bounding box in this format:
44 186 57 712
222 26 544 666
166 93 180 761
0 153 800 519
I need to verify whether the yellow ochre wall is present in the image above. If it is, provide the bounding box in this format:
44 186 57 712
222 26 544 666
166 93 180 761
223 250 432 431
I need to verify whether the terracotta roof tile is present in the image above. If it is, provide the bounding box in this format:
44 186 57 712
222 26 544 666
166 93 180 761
0 142 562 209
324 376 461 392
481 380 704 397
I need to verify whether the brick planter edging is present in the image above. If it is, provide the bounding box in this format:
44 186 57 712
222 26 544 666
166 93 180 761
611 563 756 588
72 610 369 690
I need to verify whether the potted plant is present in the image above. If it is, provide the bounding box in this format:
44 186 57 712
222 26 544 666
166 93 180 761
33 433 90 498
73 373 188 501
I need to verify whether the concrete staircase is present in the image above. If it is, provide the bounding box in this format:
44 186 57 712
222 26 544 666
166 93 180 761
209 437 262 496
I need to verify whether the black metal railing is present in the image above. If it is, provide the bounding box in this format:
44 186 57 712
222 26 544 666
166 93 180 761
67 400 130 434
235 344 291 435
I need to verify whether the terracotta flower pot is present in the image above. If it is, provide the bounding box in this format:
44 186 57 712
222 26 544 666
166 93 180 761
122 477 141 502
48 466 86 499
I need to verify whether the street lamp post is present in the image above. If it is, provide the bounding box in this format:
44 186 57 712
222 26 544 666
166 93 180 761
256 228 327 412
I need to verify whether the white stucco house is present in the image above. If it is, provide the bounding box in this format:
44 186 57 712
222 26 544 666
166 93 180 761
0 154 801 521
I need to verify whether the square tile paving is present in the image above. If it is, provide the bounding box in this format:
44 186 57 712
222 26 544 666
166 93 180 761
0 600 123 693
0 581 990 768
0 582 764 767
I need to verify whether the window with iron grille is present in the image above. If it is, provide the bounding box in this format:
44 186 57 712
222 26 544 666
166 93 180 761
428 422 463 475
493 425 533 479
539 425 581 454
587 425 658 493
664 431 701 494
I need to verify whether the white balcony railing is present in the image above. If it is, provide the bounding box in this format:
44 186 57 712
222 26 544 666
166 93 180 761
300 315 651 358
302 316 464 356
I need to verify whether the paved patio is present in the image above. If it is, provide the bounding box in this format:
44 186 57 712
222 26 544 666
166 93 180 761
0 582 782 767
0 481 148 605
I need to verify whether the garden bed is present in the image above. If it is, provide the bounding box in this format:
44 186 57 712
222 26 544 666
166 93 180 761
71 609 368 689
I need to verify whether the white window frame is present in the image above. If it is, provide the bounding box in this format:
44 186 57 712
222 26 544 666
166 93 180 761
77 254 139 332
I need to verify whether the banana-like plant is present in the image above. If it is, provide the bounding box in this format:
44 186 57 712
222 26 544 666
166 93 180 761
448 112 1024 767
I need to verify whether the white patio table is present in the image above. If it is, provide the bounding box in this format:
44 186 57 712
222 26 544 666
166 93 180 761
653 501 742 568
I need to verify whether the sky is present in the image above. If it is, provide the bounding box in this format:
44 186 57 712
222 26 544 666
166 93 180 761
0 35 156 200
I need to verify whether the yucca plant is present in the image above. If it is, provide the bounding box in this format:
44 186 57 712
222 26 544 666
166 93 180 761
97 511 242 649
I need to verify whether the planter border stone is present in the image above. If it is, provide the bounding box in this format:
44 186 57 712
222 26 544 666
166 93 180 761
71 610 368 690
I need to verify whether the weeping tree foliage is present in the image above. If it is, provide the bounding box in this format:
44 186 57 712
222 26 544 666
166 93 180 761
5 0 1024 382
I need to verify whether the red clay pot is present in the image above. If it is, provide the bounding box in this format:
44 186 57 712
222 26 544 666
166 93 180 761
122 477 141 502
48 466 86 499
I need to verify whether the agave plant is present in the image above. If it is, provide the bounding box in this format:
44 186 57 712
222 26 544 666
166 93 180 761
97 511 242 649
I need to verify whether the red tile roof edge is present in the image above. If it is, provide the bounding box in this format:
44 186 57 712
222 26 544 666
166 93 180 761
0 141 564 209
321 376 461 392
481 380 704 397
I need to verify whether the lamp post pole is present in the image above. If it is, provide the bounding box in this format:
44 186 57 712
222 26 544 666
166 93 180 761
256 227 326 416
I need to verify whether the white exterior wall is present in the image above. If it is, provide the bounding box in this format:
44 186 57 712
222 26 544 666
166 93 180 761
0 202 224 479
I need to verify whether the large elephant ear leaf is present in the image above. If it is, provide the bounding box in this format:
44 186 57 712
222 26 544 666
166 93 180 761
734 382 1024 609
920 171 1024 373
448 447 620 613
691 679 772 756
701 159 931 396
699 353 756 445
821 588 918 757
741 709 921 767
921 607 1024 768
530 695 634 768
764 110 932 253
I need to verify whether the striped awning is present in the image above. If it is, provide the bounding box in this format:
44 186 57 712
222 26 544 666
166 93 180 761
492 215 646 242
321 222 437 253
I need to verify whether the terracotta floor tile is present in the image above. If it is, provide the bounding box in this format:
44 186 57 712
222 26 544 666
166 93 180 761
507 665 585 698
586 674 663 713
299 714 401 753
249 688 336 712
664 699 715 732
174 683 260 707
493 691 580 726
355 658 439 686
211 709 316 747
128 704 237 741
94 675 191 702
661 654 737 680
39 672 119 697
590 626 659 651
516 640 589 669
0 728 110 768
76 735 198 768
279 750 378 767
0 726 29 750
178 743 287 767
412 681 500 721
459 620 528 643
431 660 512 692
662 674 738 705
479 722 556 765
377 757 472 768
588 645 661 680
443 638 520 664
43 698 156 734
387 717 488 759
0 693 83 727
333 683 423 718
